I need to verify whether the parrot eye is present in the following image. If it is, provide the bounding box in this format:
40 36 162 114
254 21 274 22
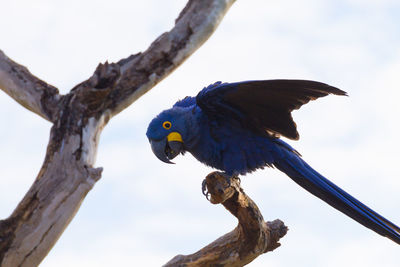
162 121 172 130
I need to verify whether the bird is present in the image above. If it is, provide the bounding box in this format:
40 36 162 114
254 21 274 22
146 79 400 245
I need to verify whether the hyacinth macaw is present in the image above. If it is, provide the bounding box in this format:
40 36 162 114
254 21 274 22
146 79 400 244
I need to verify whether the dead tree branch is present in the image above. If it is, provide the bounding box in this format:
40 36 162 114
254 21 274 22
0 50 60 122
165 172 288 267
0 0 236 266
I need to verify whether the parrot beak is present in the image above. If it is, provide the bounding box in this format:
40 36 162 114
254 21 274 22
150 132 183 164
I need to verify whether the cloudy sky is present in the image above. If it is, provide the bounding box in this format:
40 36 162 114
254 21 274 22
1 0 400 266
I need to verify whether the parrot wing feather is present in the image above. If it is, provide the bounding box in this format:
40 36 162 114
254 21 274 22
196 80 347 140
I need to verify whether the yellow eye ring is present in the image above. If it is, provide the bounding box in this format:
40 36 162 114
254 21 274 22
162 121 172 130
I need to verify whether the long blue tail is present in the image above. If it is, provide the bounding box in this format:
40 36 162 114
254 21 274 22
274 149 400 245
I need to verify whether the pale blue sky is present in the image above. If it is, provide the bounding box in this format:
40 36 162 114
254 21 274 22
1 0 400 266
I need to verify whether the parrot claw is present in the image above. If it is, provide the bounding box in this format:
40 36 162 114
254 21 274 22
202 174 240 201
224 176 231 188
223 174 240 189
202 179 210 200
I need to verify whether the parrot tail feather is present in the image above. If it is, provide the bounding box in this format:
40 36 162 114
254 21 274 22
274 152 400 245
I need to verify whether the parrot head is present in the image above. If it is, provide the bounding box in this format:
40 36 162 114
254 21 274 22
146 107 192 164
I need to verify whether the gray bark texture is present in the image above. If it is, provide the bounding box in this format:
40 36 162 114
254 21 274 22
0 0 287 266
165 173 287 267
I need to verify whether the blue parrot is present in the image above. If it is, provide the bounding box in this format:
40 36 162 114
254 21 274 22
146 79 400 245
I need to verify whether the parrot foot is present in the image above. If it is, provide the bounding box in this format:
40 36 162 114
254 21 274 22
223 175 240 189
202 173 241 201
224 176 231 187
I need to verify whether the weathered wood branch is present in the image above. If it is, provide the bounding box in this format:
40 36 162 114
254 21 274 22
0 50 61 122
109 0 235 117
0 0 236 266
0 130 104 266
72 0 236 119
165 172 288 267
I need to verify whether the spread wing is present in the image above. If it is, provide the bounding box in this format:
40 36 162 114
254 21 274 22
196 80 347 140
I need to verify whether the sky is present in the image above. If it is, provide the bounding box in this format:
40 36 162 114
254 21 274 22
1 0 400 266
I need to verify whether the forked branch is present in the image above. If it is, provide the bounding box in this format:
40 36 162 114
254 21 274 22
165 172 288 267
0 1 236 266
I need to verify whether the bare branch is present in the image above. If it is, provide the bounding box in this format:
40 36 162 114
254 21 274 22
102 0 236 117
165 172 288 267
0 0 236 265
0 50 61 122
0 115 105 266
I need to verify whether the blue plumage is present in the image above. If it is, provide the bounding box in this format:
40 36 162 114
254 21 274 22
146 79 400 245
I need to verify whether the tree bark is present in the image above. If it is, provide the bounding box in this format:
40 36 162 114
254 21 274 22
0 50 60 122
164 172 288 267
0 1 236 266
